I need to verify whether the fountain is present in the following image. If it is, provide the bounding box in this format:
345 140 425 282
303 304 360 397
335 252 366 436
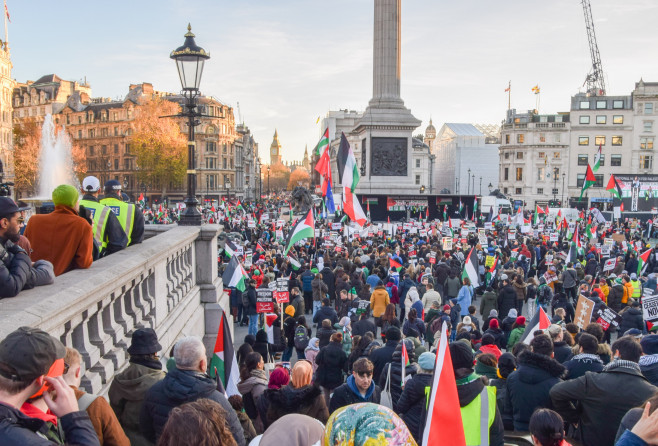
23 114 78 213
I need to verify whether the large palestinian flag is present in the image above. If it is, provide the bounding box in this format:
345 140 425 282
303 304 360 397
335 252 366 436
461 247 480 287
222 256 248 292
283 208 314 255
209 310 240 396
521 306 552 345
639 248 653 275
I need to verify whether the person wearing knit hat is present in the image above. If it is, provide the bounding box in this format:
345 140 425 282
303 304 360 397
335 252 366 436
507 317 527 351
489 352 516 430
285 305 295 317
450 341 505 445
24 184 94 276
640 334 658 386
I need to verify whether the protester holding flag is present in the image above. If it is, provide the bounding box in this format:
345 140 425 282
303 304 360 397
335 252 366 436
378 339 417 412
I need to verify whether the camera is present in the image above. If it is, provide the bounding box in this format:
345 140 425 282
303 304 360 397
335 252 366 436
0 182 13 197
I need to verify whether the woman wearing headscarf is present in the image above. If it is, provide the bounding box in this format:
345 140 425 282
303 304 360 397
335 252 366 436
304 337 320 372
323 403 417 446
335 316 353 355
237 352 269 433
256 366 290 432
251 414 325 446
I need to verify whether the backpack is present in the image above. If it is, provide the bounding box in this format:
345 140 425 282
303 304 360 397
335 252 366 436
294 325 309 350
386 285 393 299
429 316 444 336
538 284 553 305
242 391 258 419
241 290 251 308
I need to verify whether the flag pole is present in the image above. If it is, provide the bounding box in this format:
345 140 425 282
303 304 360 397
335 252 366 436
507 80 511 110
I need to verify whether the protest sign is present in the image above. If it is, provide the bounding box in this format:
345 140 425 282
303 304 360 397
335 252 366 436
574 295 595 329
642 290 658 323
276 219 285 228
478 235 488 247
484 222 493 230
332 222 342 230
595 304 622 331
442 237 453 251
356 299 370 315
485 256 495 267
247 220 255 228
600 245 611 257
256 288 274 313
274 278 290 303
603 258 617 272
429 251 437 264
550 233 559 242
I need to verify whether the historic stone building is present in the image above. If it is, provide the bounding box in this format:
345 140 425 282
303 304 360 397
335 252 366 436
0 38 14 187
269 129 282 165
13 74 91 124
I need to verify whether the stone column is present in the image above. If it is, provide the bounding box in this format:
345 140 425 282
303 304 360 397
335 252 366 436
371 0 403 107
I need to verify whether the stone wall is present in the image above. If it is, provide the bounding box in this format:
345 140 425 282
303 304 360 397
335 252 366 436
0 225 229 396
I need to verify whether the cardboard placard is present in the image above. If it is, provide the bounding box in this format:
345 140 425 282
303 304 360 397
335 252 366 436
484 222 493 230
442 237 453 251
550 233 559 242
248 220 256 228
642 290 658 323
595 304 622 330
429 251 437 264
603 257 616 272
485 256 495 267
332 222 342 230
409 249 417 258
356 299 370 315
575 295 595 329
256 288 274 313
604 238 614 246
276 220 285 228
601 245 611 257
275 278 290 303
478 235 488 247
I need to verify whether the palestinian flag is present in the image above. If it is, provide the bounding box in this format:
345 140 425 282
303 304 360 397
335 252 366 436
593 144 602 172
390 258 403 272
579 164 596 201
222 256 248 292
287 253 301 270
606 175 622 199
521 306 552 345
536 204 545 214
421 324 466 446
401 339 410 386
639 248 653 275
486 255 499 286
459 200 463 214
443 205 448 222
314 127 329 156
342 187 367 227
283 208 314 255
289 202 293 220
336 132 360 192
223 239 238 258
461 247 480 287
426 206 430 221
568 224 582 262
533 210 539 226
262 313 279 343
545 205 550 215
209 311 240 397
256 242 265 253
236 200 244 211
472 197 478 217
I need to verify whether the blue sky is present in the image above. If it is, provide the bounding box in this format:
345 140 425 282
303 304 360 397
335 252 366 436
7 0 658 162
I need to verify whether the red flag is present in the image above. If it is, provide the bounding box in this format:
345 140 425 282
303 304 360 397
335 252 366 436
421 324 466 446
545 205 549 214
138 193 144 202
426 207 429 220
401 340 410 386
256 242 265 253
387 215 390 224
211 205 216 212
389 258 403 271
536 204 545 214
620 202 625 212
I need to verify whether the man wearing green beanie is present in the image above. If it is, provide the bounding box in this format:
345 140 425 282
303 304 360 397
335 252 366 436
24 184 93 276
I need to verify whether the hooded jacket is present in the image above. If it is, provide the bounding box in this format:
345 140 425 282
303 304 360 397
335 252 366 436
608 283 625 312
498 285 518 319
480 291 498 320
456 373 505 446
369 339 399 385
370 285 390 317
311 277 328 301
140 367 245 445
72 386 130 446
619 306 644 335
108 362 166 446
396 371 433 443
379 341 418 411
314 340 348 390
312 305 338 326
506 351 566 431
329 374 381 414
266 384 329 424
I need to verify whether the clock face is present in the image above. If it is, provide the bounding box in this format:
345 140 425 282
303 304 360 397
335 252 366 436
271 148 277 155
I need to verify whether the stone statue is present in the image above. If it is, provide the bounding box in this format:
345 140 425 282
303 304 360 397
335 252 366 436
291 186 313 215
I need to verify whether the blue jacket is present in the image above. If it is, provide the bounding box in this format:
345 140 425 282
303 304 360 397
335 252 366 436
366 274 383 289
328 374 381 413
457 285 473 316
616 430 647 446
301 270 314 292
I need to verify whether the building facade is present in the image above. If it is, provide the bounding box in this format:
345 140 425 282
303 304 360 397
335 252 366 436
0 38 13 187
499 110 571 207
235 123 260 201
13 74 91 124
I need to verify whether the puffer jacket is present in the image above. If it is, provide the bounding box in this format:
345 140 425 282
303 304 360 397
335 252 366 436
266 384 329 424
314 340 348 390
0 240 40 298
379 340 418 410
619 307 644 335
480 291 498 319
396 371 433 443
498 285 517 319
140 367 245 445
506 351 565 431
608 283 625 312
108 362 165 446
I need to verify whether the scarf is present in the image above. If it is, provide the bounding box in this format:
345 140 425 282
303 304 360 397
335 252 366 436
604 359 641 373
571 353 602 363
639 354 658 367
130 356 163 370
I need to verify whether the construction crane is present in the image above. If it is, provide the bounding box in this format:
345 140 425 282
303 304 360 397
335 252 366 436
581 0 606 96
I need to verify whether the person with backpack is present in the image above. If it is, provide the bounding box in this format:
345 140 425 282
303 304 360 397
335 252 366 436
293 316 311 360
315 332 348 408
385 280 399 307
536 276 553 313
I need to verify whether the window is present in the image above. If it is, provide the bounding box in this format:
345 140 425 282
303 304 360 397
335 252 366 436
101 145 107 155
553 152 561 159
77 130 82 139
504 168 509 181
595 136 605 146
516 167 523 181
88 129 95 138
114 144 119 154
577 174 585 187
640 155 653 169
537 167 545 181
205 158 216 169
613 115 624 124
504 152 510 160
580 101 590 109
223 144 227 154
539 133 546 143
613 100 624 109
415 174 421 185
505 134 510 144
611 136 622 146
537 188 544 194
114 127 119 136
578 155 588 165
515 188 522 194
555 134 561 143
125 144 131 154
579 136 589 145
207 142 217 153
594 175 604 187
598 154 605 166
223 158 227 169
645 121 654 132
503 187 509 194
596 100 607 109
516 152 523 159
114 159 119 170
538 152 546 159
596 115 606 124
580 115 590 124
101 128 108 137
415 159 421 168
89 146 94 156
641 137 654 150
646 103 654 114
611 155 622 166
517 134 524 143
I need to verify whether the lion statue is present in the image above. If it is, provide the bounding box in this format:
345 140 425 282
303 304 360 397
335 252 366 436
291 186 314 215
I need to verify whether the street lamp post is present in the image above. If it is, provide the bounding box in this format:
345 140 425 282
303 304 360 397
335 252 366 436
479 177 482 195
267 166 271 195
467 168 471 194
552 167 559 205
170 24 209 226
488 183 493 194
562 173 566 206
225 178 231 204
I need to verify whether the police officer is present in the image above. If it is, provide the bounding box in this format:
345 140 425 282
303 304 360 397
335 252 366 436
100 179 144 246
79 176 128 258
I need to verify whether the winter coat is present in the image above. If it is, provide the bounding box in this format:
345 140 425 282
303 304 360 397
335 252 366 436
314 340 348 390
236 411 257 444
266 384 329 424
352 317 377 337
506 351 566 431
396 372 433 443
498 285 517 320
640 355 658 386
237 369 269 433
0 239 45 298
501 316 516 344
312 305 338 326
403 318 426 340
316 326 336 349
551 362 658 446
329 375 382 414
399 277 416 301
563 353 604 379
370 286 390 318
506 326 525 350
424 308 441 345
369 340 398 383
562 268 578 289
490 378 514 431
421 290 442 313
321 267 336 300
619 307 644 335
512 281 527 303
0 402 99 446
245 285 258 315
456 285 474 317
379 341 418 410
72 386 130 446
301 270 314 292
553 341 574 364
608 283 625 312
585 258 599 277
480 291 498 319
484 327 506 350
458 376 505 446
140 367 245 445
444 276 461 298
478 344 502 360
108 362 166 446
404 287 421 317
312 277 328 301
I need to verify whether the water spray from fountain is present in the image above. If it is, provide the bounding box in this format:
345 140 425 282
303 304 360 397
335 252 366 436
38 114 78 198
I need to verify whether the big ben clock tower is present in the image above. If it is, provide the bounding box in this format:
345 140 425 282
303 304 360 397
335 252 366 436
270 129 282 165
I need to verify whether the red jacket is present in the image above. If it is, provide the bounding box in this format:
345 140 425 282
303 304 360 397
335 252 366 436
25 205 93 276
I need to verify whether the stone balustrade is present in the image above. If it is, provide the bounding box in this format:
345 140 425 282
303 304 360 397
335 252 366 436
0 224 229 396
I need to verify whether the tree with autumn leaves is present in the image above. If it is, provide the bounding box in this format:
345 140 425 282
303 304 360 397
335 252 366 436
287 168 310 190
130 98 187 197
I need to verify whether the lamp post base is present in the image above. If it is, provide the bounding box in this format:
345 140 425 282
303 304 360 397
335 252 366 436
178 197 202 226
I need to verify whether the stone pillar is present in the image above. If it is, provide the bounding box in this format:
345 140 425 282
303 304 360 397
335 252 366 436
371 0 403 107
